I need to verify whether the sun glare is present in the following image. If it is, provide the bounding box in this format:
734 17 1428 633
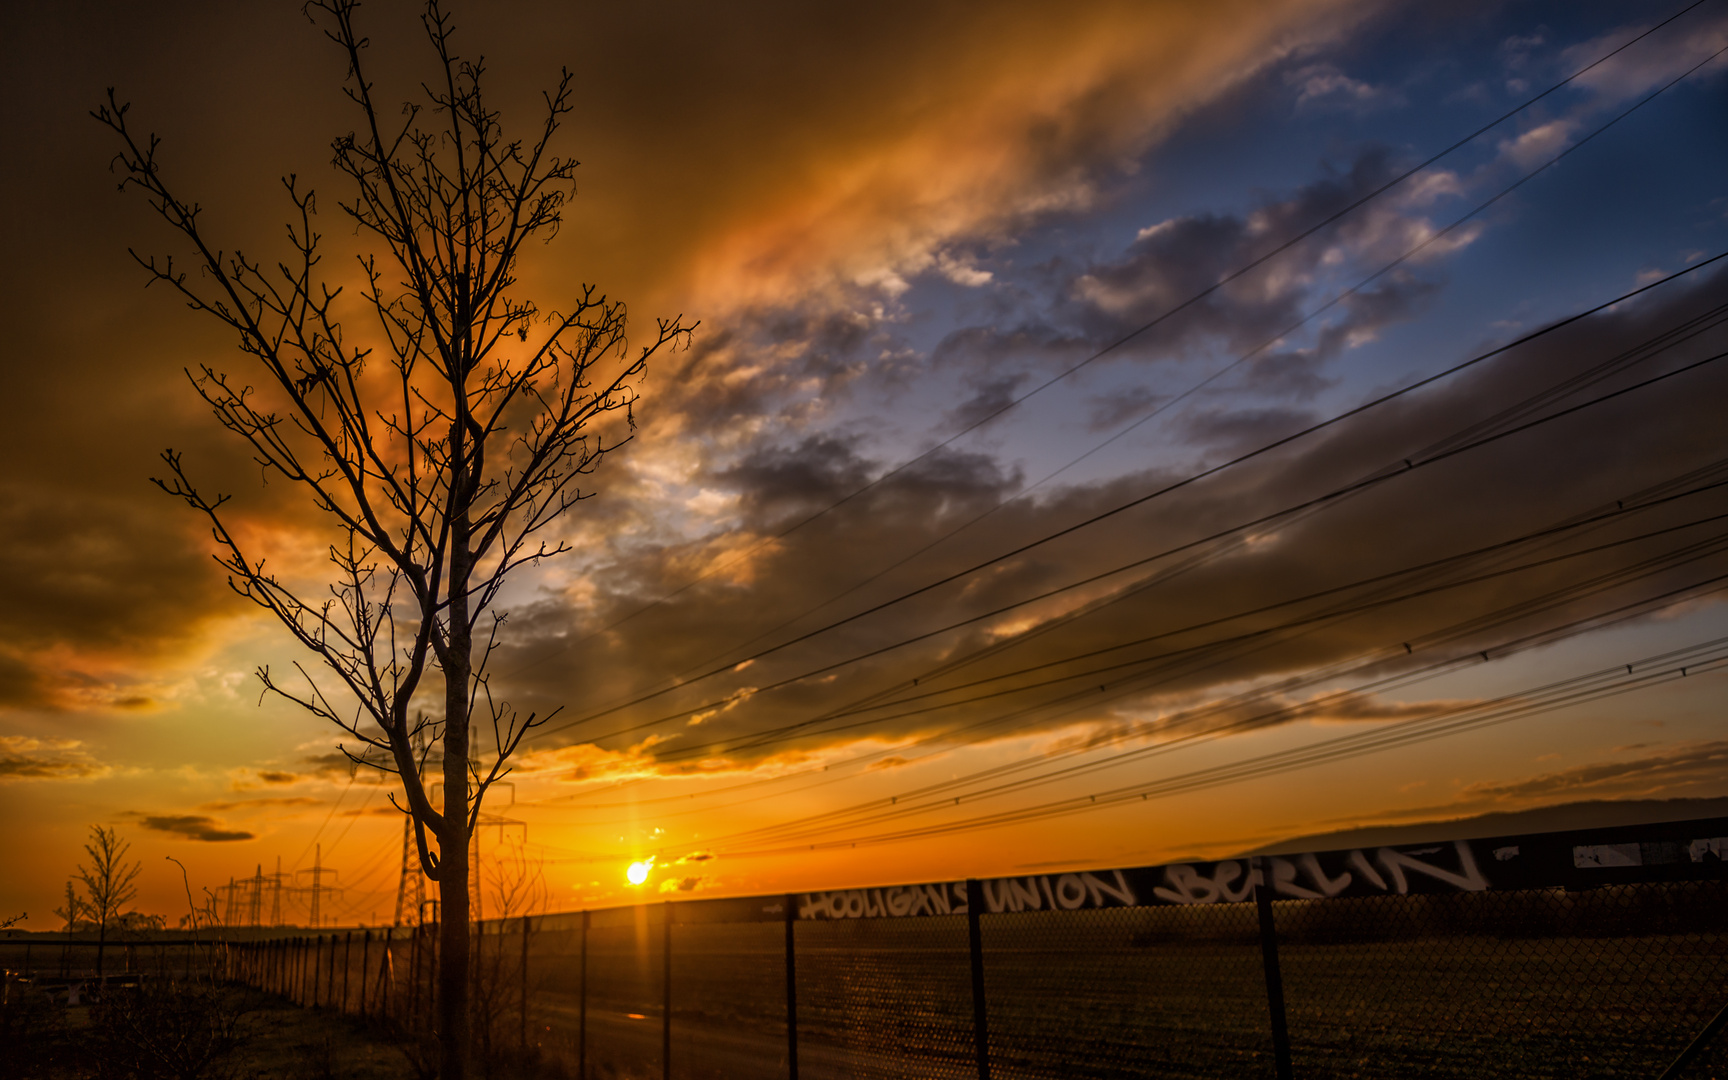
626 858 654 885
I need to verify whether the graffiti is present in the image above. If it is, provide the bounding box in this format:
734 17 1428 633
799 870 1139 919
1153 841 1487 905
800 882 968 920
1152 861 1258 905
777 824 1724 922
1374 842 1488 893
979 870 1137 913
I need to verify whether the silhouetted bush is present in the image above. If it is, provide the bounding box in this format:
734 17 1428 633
88 980 253 1080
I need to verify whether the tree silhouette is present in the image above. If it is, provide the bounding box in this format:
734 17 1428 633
95 2 691 1073
54 880 85 976
76 825 140 977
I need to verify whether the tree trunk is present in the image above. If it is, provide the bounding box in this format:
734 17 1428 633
441 467 474 1080
440 826 471 1080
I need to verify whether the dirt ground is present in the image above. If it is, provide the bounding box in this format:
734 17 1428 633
2 988 417 1080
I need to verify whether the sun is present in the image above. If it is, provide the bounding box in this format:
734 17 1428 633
626 857 654 885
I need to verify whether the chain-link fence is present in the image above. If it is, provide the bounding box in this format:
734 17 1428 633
33 814 1722 1079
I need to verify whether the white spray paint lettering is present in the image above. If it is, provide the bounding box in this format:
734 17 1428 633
979 870 1136 913
1154 841 1486 905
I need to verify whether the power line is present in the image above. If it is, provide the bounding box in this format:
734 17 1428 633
557 513 1728 831
527 449 1728 825
531 318 1728 747
632 469 1728 772
574 34 1728 716
701 636 1728 857
501 0 1722 683
526 37 1728 742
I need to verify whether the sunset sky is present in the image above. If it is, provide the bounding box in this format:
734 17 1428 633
2 0 1726 930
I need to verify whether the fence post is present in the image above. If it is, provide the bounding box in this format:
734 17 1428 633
662 901 673 1080
785 894 800 1080
579 910 590 1080
379 933 393 1021
343 932 353 1013
1251 857 1294 1080
428 918 439 1032
966 879 991 1080
409 923 422 1026
520 914 530 1053
360 932 372 1019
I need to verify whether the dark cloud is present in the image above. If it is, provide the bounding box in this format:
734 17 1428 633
1461 741 1728 802
1087 387 1169 433
0 0 1371 737
494 267 1728 772
944 374 1032 431
197 797 320 812
1180 406 1322 457
0 652 50 712
299 751 377 780
0 490 229 708
136 815 254 842
714 435 876 523
1241 347 1337 401
914 147 1447 408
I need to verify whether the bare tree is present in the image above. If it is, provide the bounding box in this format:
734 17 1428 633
94 2 691 1074
54 881 86 933
77 825 141 977
472 837 548 1076
485 837 548 921
54 880 86 977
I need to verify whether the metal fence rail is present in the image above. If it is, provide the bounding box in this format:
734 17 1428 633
63 813 1726 1079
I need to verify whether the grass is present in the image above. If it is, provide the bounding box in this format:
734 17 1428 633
1 985 413 1080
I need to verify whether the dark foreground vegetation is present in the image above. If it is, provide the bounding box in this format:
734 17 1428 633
0 978 563 1080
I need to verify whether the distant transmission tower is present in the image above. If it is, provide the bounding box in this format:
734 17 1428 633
395 727 434 926
248 864 263 928
297 843 339 928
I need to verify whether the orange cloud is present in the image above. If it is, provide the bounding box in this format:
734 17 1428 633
0 735 108 781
